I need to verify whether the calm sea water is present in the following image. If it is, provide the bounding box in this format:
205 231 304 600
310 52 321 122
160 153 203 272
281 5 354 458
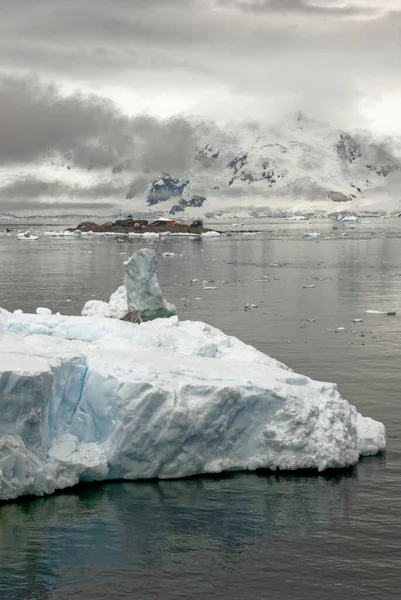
0 220 400 599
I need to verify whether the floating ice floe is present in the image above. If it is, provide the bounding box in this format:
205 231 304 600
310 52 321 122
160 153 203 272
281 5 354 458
201 231 221 238
17 230 39 240
364 310 397 316
303 232 321 239
0 249 386 501
44 230 81 237
330 212 360 223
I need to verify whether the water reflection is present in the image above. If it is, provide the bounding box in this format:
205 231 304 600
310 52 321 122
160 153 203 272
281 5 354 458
0 456 389 599
0 226 400 599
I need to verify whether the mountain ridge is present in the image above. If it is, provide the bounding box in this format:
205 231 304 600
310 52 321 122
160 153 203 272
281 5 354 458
1 113 400 217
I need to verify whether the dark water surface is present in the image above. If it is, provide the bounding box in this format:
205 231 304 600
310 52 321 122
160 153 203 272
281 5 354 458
0 224 400 599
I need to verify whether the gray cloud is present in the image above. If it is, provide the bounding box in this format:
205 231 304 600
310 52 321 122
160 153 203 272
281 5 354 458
0 76 130 165
0 198 116 212
217 0 376 16
0 177 126 200
0 75 197 172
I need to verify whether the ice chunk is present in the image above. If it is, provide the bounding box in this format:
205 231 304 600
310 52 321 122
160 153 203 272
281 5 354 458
81 249 176 322
17 231 39 240
201 231 221 237
364 310 396 316
82 285 128 319
0 308 386 501
36 307 52 316
303 232 321 239
123 249 176 321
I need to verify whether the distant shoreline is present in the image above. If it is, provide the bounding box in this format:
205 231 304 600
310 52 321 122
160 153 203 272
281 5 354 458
69 221 221 235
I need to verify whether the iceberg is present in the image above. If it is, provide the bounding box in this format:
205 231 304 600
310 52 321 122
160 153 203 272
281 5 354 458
0 250 386 501
82 248 176 322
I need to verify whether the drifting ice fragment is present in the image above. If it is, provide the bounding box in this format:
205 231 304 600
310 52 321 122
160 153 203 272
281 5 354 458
17 230 39 240
303 232 321 239
365 310 397 316
201 231 221 238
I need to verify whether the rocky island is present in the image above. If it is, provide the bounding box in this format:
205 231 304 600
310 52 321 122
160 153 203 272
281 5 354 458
69 216 220 235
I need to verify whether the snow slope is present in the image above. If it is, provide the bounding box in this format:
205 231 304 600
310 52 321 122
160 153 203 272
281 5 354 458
2 112 400 218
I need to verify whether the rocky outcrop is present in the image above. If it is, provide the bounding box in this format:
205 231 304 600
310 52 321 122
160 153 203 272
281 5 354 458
146 173 189 206
196 144 219 167
328 191 352 203
169 195 206 215
336 133 362 163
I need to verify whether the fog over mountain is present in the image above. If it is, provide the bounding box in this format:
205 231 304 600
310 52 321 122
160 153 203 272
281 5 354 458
1 1 401 215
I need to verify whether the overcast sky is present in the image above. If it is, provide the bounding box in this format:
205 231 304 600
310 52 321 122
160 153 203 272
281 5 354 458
1 0 401 212
1 0 401 130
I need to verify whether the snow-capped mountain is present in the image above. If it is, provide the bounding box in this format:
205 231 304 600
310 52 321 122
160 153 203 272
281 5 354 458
2 112 400 217
141 112 400 217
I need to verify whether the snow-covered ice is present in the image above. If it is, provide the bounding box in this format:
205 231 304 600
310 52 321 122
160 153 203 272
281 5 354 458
17 230 39 240
0 249 387 501
201 231 221 238
0 306 386 501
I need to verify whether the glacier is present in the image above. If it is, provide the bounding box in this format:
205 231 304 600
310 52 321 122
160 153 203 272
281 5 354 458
0 250 386 501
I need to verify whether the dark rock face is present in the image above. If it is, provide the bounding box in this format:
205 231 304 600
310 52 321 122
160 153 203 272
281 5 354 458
337 133 362 163
120 310 142 324
169 195 206 215
196 145 219 168
228 153 248 175
146 173 189 206
228 156 278 187
366 164 396 177
328 191 352 203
